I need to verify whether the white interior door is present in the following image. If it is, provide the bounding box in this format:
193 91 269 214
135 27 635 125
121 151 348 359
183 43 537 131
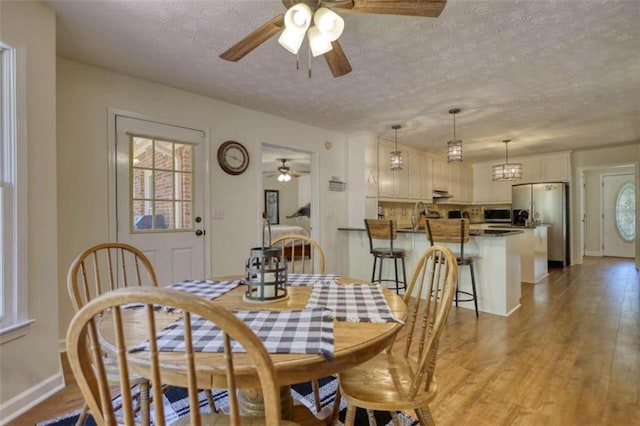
603 173 635 258
116 116 208 285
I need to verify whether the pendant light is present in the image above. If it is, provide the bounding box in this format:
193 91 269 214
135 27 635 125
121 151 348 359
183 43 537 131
390 124 403 171
447 108 463 162
492 139 522 180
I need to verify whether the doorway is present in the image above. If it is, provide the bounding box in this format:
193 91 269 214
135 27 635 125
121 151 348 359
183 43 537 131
112 114 210 285
260 144 314 243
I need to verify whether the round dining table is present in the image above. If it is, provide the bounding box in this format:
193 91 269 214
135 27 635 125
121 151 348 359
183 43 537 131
99 277 407 424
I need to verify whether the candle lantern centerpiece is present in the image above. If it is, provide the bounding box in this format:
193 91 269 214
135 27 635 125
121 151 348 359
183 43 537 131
244 216 288 303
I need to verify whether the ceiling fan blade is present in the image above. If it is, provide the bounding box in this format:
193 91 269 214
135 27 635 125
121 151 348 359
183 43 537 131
336 0 447 17
219 14 285 62
324 40 352 78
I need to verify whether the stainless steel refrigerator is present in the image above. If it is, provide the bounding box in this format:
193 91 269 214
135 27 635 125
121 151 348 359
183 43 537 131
512 182 570 267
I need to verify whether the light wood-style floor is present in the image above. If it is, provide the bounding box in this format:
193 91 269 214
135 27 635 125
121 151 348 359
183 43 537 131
8 257 639 425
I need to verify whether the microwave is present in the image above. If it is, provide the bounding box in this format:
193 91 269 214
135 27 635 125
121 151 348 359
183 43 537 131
483 209 511 223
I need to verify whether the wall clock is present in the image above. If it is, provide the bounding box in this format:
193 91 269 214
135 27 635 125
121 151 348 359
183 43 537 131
217 140 249 175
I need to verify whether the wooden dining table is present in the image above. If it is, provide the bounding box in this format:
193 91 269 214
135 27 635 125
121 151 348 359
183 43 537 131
98 276 407 425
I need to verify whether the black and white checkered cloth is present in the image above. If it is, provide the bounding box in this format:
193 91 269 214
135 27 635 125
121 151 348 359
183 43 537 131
130 308 335 360
305 280 403 323
168 279 241 300
287 274 340 287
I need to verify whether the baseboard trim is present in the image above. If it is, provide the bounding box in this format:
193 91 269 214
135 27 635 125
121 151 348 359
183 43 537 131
585 250 602 257
0 371 65 425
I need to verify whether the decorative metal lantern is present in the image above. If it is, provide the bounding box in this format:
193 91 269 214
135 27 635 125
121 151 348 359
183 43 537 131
244 217 287 303
244 246 288 302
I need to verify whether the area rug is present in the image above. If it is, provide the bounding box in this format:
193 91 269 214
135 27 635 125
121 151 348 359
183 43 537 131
38 376 419 425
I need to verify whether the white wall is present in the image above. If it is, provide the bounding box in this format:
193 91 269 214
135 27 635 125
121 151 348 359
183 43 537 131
572 143 640 267
56 58 348 341
0 1 60 420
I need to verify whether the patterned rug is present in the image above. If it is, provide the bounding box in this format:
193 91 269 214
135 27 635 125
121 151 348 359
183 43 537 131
38 376 419 425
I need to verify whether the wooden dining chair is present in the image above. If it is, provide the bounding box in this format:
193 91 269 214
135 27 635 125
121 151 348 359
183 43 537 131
270 233 325 414
66 242 216 424
270 233 326 275
66 286 300 425
336 245 458 425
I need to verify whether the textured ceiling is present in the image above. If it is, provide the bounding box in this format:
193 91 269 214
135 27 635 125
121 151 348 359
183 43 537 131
45 0 640 162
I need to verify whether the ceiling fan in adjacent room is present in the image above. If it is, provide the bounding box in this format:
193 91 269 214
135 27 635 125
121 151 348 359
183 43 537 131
219 0 448 78
266 158 309 182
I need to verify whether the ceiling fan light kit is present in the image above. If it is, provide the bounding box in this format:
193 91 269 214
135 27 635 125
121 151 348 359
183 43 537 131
390 124 403 171
220 1 448 78
492 139 522 180
447 107 463 162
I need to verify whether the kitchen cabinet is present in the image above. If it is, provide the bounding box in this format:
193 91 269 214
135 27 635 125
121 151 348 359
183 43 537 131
421 155 433 202
432 156 449 192
448 162 473 204
518 153 571 184
378 140 422 200
472 164 512 204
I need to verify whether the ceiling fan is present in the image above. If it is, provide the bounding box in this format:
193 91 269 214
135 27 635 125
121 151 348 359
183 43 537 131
266 158 309 181
219 0 448 78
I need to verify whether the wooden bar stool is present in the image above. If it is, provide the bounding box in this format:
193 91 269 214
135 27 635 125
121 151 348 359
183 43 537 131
364 219 407 294
425 218 479 317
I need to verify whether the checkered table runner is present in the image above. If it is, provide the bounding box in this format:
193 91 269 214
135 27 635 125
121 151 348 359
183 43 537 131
130 308 335 360
287 274 340 287
305 280 403 323
168 279 241 299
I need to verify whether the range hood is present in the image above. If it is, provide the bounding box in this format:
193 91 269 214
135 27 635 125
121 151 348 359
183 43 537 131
432 190 454 200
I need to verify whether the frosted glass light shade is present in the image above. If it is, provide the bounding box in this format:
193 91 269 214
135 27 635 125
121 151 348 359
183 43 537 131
390 150 403 171
284 3 312 32
314 7 344 41
278 173 292 182
492 163 522 180
308 26 333 57
278 27 305 54
447 139 463 162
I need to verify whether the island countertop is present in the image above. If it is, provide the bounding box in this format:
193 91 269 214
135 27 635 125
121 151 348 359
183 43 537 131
337 226 524 237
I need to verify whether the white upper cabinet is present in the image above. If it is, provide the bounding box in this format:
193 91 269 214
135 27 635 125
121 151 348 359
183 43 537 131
448 162 473 204
432 156 449 191
517 152 571 183
472 164 512 204
377 140 425 201
421 155 433 202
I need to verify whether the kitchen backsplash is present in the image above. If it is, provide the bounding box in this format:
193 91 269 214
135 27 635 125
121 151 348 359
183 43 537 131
377 201 511 225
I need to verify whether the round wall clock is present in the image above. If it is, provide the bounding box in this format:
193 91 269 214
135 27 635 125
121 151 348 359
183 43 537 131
217 140 249 175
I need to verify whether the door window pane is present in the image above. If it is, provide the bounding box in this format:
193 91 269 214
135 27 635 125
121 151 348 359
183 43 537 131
130 135 195 232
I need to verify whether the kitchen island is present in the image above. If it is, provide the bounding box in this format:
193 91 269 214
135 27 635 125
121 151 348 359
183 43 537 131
338 226 523 317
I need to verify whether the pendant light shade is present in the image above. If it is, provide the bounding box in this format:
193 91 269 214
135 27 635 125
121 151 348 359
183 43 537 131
492 139 522 180
390 124 403 171
447 108 463 162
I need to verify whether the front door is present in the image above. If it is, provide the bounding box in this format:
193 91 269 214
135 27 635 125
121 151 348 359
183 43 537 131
115 116 208 285
603 173 635 258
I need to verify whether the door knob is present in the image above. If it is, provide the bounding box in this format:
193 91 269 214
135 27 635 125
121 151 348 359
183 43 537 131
195 229 204 236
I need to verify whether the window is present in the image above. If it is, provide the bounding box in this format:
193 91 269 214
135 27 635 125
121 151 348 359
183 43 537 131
615 181 636 242
0 42 31 341
130 135 194 232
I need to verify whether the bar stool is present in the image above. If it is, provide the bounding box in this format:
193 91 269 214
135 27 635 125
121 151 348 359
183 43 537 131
364 219 407 294
425 218 479 317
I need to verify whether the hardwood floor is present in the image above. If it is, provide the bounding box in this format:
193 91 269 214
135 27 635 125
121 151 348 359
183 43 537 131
8 257 639 425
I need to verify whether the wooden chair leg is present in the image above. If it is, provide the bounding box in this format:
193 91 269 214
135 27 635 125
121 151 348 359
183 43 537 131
311 379 321 413
366 408 377 425
416 405 436 425
75 404 89 426
204 389 218 413
139 382 150 426
344 404 357 426
331 385 342 425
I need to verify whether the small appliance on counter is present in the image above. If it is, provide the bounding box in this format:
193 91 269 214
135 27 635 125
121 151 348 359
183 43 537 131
448 210 462 219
